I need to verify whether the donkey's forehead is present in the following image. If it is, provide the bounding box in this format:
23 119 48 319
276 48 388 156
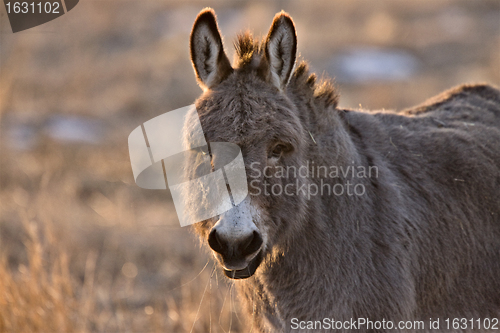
197 74 292 117
195 81 302 146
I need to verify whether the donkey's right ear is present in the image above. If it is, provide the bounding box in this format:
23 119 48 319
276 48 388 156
190 8 233 91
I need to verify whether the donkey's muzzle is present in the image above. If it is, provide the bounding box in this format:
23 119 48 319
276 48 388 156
208 229 263 277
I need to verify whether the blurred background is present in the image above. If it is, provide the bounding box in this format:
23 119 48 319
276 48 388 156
0 0 498 332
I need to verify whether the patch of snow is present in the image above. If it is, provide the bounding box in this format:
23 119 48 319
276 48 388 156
330 47 420 83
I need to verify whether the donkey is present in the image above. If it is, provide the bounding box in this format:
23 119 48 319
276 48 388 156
185 8 500 333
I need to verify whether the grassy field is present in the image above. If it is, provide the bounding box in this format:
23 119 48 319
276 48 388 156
0 1 498 332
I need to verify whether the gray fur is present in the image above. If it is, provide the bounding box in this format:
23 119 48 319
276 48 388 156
188 8 500 333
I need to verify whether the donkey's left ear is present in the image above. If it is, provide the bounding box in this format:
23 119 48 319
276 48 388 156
190 8 233 90
264 12 297 91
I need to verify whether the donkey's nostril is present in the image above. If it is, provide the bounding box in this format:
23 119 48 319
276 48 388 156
208 229 226 254
240 231 263 256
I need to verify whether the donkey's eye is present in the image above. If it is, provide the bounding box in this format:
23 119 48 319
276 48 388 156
269 144 288 159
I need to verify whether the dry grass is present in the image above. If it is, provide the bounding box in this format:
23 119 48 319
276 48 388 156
0 218 244 332
0 216 78 332
0 144 246 332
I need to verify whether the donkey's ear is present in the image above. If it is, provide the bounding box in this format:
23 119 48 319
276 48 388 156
190 8 233 90
264 12 297 91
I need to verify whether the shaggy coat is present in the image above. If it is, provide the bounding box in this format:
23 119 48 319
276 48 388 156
186 8 500 333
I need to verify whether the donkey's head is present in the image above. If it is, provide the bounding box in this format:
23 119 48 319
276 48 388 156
186 8 334 279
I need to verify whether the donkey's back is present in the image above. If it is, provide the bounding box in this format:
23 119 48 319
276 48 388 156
406 83 500 124
345 83 500 319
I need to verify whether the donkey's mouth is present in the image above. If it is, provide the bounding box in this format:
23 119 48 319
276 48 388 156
223 251 263 279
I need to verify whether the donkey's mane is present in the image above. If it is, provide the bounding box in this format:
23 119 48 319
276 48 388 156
233 32 339 109
234 32 262 66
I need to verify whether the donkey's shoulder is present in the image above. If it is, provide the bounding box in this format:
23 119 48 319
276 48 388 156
402 83 500 116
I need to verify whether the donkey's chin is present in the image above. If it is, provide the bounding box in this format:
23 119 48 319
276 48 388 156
222 252 263 279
